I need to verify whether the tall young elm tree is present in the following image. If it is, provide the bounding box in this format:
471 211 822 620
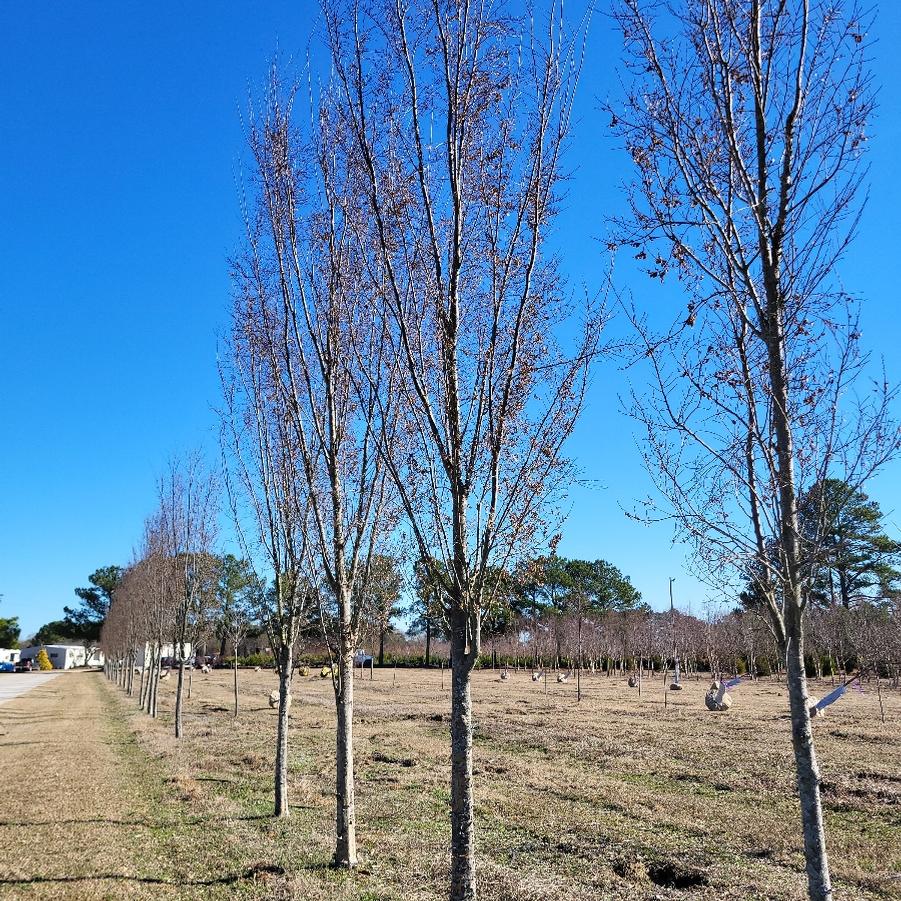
610 2 898 898
324 0 601 896
233 69 403 866
222 236 318 819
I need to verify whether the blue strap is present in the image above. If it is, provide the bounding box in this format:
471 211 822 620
814 683 847 711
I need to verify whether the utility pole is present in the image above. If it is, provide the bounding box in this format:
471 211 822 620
669 578 680 687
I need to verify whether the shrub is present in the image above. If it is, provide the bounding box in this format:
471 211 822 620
35 648 53 671
238 653 275 668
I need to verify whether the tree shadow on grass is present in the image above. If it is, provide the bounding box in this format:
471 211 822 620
0 814 276 829
0 863 286 887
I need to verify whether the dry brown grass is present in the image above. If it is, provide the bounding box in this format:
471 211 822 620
1 666 899 900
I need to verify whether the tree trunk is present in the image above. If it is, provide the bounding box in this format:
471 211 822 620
274 656 292 817
149 645 159 717
145 647 153 714
175 660 186 738
233 642 239 718
785 619 832 901
378 629 386 667
425 620 431 668
333 643 358 867
577 615 582 702
138 657 147 709
449 624 477 901
839 569 851 610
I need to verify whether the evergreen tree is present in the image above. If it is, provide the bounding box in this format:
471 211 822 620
65 565 122 640
801 480 901 609
0 598 20 648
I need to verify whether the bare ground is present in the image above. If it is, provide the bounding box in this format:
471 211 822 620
0 666 898 900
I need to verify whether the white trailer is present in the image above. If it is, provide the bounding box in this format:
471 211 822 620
19 644 104 669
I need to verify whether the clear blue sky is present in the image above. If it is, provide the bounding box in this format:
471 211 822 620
1 2 899 638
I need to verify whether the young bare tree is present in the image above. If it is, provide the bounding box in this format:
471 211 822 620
222 281 317 817
157 453 219 740
324 1 599 895
216 554 260 717
364 554 404 667
232 71 403 866
136 515 174 718
610 3 897 897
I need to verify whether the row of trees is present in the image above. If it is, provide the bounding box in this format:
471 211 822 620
98 0 898 898
472 601 901 685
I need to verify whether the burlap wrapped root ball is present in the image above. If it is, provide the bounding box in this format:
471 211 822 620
705 681 733 711
628 675 638 688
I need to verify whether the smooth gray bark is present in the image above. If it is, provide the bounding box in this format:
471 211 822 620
274 651 293 817
449 626 477 901
785 618 832 901
333 645 357 867
233 649 239 718
175 659 186 738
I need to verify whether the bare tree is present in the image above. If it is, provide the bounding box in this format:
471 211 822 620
157 453 219 740
324 1 598 895
610 3 897 897
363 554 404 667
222 292 317 816
216 554 260 717
230 70 403 866
136 516 174 718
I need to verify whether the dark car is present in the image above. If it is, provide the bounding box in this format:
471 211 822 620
0 661 14 673
14 659 34 672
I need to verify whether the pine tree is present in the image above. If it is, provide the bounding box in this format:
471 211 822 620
801 480 901 609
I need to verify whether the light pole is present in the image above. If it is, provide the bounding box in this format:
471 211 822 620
669 577 680 686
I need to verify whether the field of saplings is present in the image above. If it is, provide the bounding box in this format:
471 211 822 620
98 665 901 901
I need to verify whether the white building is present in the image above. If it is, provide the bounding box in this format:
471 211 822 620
134 642 192 669
0 648 20 664
19 644 104 669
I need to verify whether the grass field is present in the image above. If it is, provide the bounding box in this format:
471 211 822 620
0 666 898 900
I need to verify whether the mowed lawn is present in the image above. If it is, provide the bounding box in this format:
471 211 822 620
0 667 898 900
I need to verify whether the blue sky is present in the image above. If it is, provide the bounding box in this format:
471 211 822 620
1 2 899 638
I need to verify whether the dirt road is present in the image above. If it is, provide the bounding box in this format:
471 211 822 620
0 670 270 900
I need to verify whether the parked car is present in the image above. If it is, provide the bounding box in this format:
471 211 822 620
14 659 33 672
0 661 14 673
353 650 373 667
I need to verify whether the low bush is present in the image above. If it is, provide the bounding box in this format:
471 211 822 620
238 653 275 668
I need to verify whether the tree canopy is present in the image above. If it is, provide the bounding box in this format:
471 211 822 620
0 599 20 648
65 565 122 641
33 619 78 646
